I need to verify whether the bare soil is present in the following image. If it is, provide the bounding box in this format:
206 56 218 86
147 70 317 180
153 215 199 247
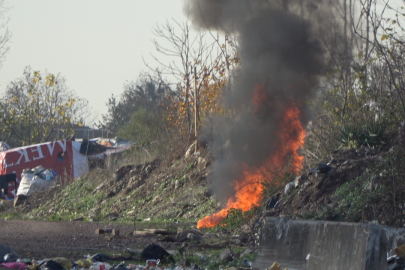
1 219 160 260
262 143 403 226
1 219 256 264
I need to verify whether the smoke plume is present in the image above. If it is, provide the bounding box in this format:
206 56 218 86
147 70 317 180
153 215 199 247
185 0 341 203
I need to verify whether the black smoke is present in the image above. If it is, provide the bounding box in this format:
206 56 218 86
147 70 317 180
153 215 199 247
185 0 339 203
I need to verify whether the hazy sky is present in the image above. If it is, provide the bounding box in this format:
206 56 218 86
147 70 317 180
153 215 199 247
0 0 188 125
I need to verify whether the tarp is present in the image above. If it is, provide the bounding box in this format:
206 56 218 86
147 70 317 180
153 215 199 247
0 140 88 198
16 171 57 197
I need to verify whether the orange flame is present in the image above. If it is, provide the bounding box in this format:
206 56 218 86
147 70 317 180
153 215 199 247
197 86 305 229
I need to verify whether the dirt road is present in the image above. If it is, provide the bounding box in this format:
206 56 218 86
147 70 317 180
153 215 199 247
1 219 170 260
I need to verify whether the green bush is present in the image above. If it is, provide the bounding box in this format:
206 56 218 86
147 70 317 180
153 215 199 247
338 120 386 149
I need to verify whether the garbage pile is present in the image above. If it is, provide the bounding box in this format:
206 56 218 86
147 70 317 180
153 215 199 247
16 166 58 197
388 244 405 270
0 223 260 270
0 243 178 270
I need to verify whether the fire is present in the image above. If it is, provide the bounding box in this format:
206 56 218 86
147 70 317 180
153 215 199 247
197 86 306 229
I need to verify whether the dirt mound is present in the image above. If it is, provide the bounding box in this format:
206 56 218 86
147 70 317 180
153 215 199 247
8 140 216 224
262 144 405 226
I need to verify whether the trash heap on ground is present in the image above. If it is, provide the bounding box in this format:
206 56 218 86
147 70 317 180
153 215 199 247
0 243 175 270
0 223 260 270
388 244 405 270
11 165 57 207
16 166 58 196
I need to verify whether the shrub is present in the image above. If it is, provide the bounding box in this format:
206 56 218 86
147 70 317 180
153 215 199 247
338 120 386 149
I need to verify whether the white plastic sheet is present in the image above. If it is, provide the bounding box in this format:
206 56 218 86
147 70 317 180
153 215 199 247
16 170 56 196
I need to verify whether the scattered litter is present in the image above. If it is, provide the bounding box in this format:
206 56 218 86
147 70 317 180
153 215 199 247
91 253 111 262
16 167 58 197
0 244 19 263
77 259 92 268
89 262 112 270
38 260 64 270
1 262 26 269
267 262 281 270
294 176 301 188
50 258 72 270
145 259 159 269
284 182 295 194
3 253 19 263
310 163 332 174
394 244 405 257
243 258 252 268
141 244 175 263
265 195 279 210
389 244 405 270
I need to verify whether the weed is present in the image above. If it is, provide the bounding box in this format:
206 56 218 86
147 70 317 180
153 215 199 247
338 119 386 149
332 149 405 226
182 161 197 174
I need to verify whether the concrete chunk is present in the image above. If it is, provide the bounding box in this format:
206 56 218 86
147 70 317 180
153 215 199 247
254 217 398 270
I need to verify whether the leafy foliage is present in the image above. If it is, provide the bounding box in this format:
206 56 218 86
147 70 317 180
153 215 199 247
100 73 173 136
0 67 89 146
331 148 405 226
338 120 386 149
334 169 384 222
117 108 167 145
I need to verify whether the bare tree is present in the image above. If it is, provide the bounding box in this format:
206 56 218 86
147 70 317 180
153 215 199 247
146 19 238 134
0 0 11 68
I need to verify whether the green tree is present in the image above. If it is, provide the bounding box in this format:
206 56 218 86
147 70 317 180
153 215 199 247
0 67 89 146
117 108 167 145
100 73 173 135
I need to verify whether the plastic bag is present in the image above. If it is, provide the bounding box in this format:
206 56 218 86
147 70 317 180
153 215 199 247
16 169 56 196
89 262 112 270
1 262 27 269
3 253 18 263
51 258 72 270
38 260 64 270
16 171 35 196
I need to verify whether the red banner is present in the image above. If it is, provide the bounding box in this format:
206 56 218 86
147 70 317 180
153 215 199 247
0 140 74 198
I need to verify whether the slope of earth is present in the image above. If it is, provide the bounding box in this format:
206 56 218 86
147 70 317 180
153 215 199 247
7 142 220 225
261 143 405 227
